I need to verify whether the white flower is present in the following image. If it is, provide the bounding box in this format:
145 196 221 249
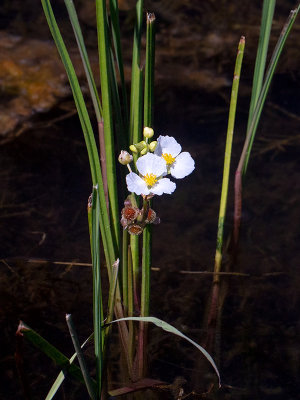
154 135 195 179
126 153 176 196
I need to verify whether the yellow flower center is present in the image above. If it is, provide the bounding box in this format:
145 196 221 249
162 153 176 165
144 173 157 187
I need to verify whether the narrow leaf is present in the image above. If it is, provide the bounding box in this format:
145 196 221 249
107 317 221 387
45 334 94 400
17 321 88 386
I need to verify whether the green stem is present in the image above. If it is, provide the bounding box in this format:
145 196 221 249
213 36 245 282
234 4 300 246
143 13 156 127
66 314 96 400
129 0 144 144
64 0 102 122
96 0 120 252
122 230 129 312
89 187 103 399
138 12 156 379
247 0 276 130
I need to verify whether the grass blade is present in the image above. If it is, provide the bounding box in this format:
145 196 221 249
213 36 245 282
234 4 300 246
16 321 90 386
247 0 276 128
109 0 129 131
108 317 221 388
90 186 103 398
45 334 94 400
129 0 144 144
243 4 300 175
96 0 120 252
64 0 102 122
143 12 156 127
41 0 115 269
66 314 96 400
139 12 156 365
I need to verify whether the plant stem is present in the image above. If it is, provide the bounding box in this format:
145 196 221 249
205 37 245 355
138 12 156 379
234 4 300 247
89 187 103 399
66 314 96 400
247 0 276 129
213 37 245 283
96 0 120 252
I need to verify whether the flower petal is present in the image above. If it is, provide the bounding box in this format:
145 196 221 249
126 172 149 195
136 153 167 177
155 136 182 158
170 152 195 179
150 178 176 195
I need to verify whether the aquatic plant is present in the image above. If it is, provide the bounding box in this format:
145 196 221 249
16 0 299 398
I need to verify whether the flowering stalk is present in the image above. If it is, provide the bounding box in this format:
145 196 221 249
139 13 156 378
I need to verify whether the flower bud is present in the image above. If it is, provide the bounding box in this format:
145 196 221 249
140 145 148 155
143 126 154 139
149 141 157 152
118 150 133 165
129 144 138 153
133 140 147 153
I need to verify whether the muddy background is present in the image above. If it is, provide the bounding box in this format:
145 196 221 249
1 1 300 399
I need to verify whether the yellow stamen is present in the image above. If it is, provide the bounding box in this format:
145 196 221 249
162 153 176 165
144 173 157 187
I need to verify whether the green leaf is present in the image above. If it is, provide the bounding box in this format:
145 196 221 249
17 322 92 389
64 0 102 122
41 0 116 270
107 317 221 387
45 334 94 400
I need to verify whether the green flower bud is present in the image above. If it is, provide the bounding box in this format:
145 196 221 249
140 144 149 155
149 141 157 152
118 150 133 165
129 144 138 153
134 140 147 152
143 126 154 139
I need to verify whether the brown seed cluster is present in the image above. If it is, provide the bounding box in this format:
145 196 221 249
121 198 160 235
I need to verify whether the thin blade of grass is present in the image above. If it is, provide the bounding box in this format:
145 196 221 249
129 0 144 144
243 4 300 174
64 0 102 122
66 314 96 400
204 37 245 358
107 317 221 388
90 186 103 398
16 321 91 387
41 0 115 269
247 0 276 128
213 36 245 282
45 334 94 400
95 0 120 252
138 13 156 378
109 0 129 131
143 12 155 127
234 4 299 246
122 230 129 311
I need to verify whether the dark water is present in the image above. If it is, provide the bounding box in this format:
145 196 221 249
1 1 300 399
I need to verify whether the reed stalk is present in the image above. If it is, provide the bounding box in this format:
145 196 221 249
95 0 120 252
233 3 300 247
205 37 245 352
138 12 156 379
66 314 96 400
